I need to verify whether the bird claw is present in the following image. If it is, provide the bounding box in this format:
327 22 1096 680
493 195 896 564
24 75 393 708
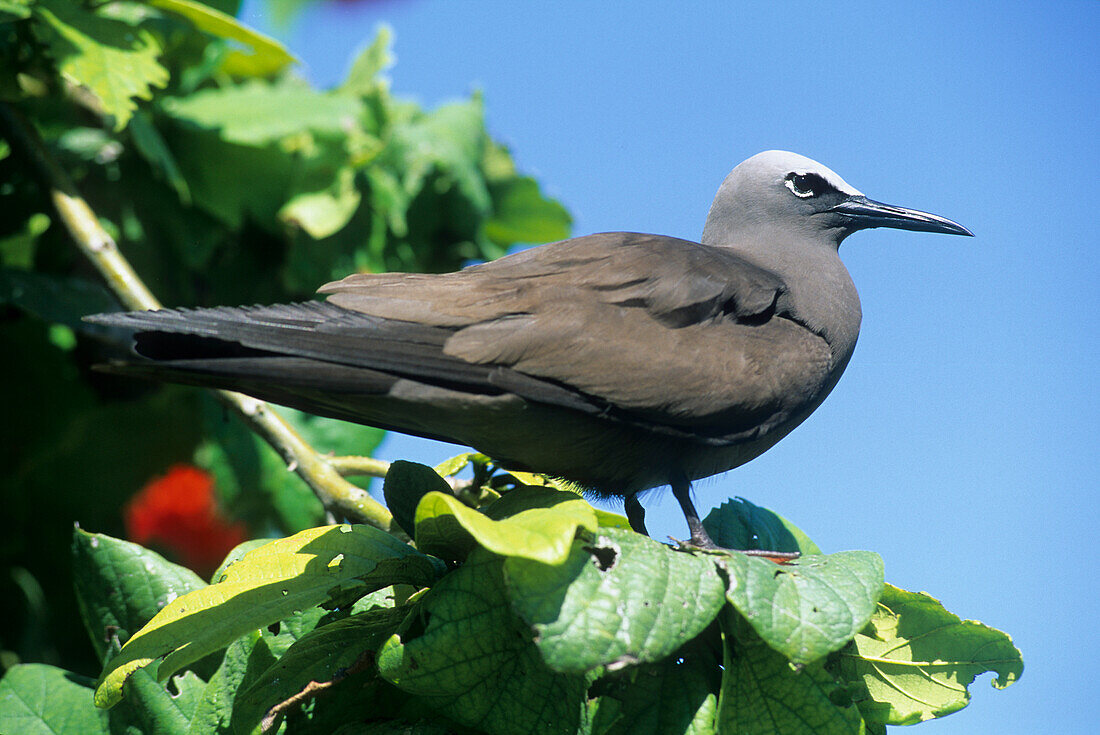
669 535 801 563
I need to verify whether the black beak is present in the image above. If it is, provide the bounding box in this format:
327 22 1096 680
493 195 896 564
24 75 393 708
830 195 973 237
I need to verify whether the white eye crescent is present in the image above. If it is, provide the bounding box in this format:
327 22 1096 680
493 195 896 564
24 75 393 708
785 172 827 198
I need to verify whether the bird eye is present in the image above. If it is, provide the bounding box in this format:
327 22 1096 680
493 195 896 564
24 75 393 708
785 172 828 199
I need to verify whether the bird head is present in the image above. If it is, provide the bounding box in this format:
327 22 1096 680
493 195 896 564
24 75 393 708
702 150 973 250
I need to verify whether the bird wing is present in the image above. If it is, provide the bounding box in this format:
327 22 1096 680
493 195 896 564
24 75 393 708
319 232 834 441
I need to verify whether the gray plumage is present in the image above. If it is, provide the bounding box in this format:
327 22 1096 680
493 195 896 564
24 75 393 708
87 151 972 546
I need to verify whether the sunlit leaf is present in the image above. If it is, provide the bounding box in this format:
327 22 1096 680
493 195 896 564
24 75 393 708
341 24 394 96
719 549 884 665
484 176 571 246
95 524 438 708
414 487 598 564
836 584 1023 725
34 0 168 130
0 664 109 734
506 528 726 673
147 0 295 77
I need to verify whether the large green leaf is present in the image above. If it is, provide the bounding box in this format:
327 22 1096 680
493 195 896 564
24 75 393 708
71 528 208 661
505 528 726 673
414 487 598 564
95 524 438 707
0 664 109 735
34 0 169 130
377 550 586 735
718 621 865 735
719 550 884 665
836 584 1023 725
233 606 408 733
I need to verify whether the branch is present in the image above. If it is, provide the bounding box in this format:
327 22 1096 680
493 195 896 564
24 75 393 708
0 102 400 536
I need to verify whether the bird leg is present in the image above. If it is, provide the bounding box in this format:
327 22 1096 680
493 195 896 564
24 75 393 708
625 494 648 536
670 474 719 549
670 475 800 560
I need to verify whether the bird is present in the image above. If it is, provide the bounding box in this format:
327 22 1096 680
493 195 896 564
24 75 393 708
87 151 972 549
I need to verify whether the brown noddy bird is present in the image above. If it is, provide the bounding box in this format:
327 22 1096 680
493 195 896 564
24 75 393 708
87 151 972 548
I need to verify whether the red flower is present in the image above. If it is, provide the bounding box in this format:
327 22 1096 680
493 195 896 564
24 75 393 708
125 464 247 577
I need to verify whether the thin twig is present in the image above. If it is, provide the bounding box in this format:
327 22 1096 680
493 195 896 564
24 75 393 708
0 102 400 536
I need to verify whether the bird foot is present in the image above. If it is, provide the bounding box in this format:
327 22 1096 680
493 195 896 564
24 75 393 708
669 535 801 563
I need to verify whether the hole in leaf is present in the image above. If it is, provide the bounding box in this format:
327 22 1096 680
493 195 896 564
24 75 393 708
267 622 281 635
583 542 619 572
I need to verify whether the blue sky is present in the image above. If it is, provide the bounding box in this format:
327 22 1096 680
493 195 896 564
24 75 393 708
242 2 1098 732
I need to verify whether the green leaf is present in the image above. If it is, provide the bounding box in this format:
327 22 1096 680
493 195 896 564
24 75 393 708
34 0 169 130
432 451 491 478
185 605 333 733
331 722 455 735
386 98 490 216
593 508 632 529
498 470 584 495
341 25 394 96
383 460 452 537
703 497 821 555
0 0 32 21
718 622 865 735
484 176 571 246
185 631 261 735
279 164 362 239
0 212 49 269
95 524 437 708
590 641 719 735
377 550 586 735
414 487 598 564
836 584 1023 725
146 0 295 77
0 664 109 735
108 668 206 735
718 550 884 665
129 111 190 204
233 606 408 733
505 527 726 673
162 81 364 146
210 539 271 583
71 528 208 661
